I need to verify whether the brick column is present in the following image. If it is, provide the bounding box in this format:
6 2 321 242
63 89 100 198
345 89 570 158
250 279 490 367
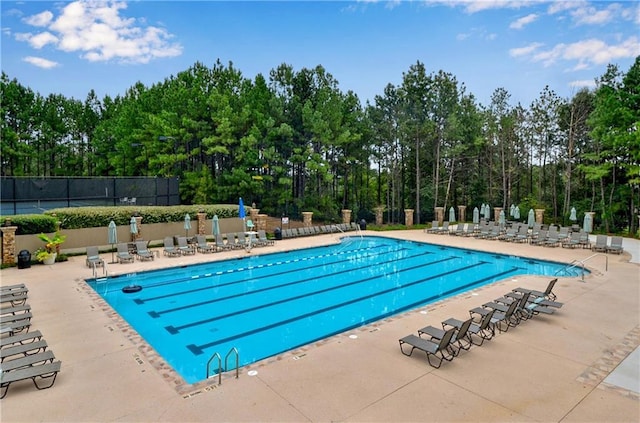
133 216 143 241
375 206 384 225
197 212 207 235
257 214 268 232
341 209 351 224
302 212 313 227
1 226 17 265
535 209 545 224
494 207 502 222
404 209 414 227
250 208 259 222
435 207 445 225
457 205 467 223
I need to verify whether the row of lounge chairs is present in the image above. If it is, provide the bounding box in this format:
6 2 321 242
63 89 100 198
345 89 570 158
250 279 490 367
591 235 624 254
1 284 62 399
164 231 274 256
399 279 562 368
280 223 359 239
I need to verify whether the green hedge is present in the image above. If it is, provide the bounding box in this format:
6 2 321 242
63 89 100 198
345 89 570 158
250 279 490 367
4 205 244 235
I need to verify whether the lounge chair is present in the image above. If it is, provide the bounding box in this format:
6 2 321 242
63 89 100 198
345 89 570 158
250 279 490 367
436 221 450 235
0 350 55 372
398 327 458 368
1 284 27 292
235 232 248 249
116 243 134 263
578 231 591 249
85 246 104 268
607 236 623 254
543 230 560 247
135 241 155 261
257 230 274 246
514 225 530 243
195 235 216 253
163 237 181 257
591 235 608 252
215 233 232 251
419 317 474 352
450 224 466 237
470 297 521 333
561 231 582 248
0 330 43 349
0 291 27 307
443 310 496 346
177 237 196 255
1 340 48 363
530 230 547 246
513 278 558 301
0 318 32 337
0 358 61 399
1 304 31 317
425 220 439 234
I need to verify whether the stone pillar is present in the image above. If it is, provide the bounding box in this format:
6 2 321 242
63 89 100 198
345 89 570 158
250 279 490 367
404 209 414 227
535 209 545 224
250 208 259 222
374 206 384 225
457 205 467 223
494 207 502 222
341 209 352 224
1 226 17 265
197 212 207 235
435 207 445 225
257 214 268 232
302 211 313 227
133 216 143 241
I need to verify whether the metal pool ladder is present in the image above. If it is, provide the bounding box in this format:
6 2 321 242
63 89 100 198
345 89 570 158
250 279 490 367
206 347 239 385
554 253 608 282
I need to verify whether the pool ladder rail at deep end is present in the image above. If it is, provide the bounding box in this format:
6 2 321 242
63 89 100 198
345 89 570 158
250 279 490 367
206 347 239 385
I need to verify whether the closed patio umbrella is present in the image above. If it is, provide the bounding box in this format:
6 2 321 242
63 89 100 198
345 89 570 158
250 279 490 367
499 209 506 227
527 208 535 228
449 207 455 222
108 220 118 263
212 214 220 236
239 197 246 231
583 213 593 233
569 207 577 222
184 213 191 238
514 206 520 220
484 204 491 220
129 216 138 241
509 204 515 218
473 207 479 224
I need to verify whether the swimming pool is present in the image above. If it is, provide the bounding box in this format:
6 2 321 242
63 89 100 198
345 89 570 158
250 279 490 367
87 236 579 383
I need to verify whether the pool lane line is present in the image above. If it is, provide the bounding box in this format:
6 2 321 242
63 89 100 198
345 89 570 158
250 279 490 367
168 255 463 335
133 244 409 304
149 249 438 318
185 261 507 355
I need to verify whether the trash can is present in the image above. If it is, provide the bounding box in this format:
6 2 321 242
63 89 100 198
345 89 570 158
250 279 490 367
274 227 282 240
359 219 367 230
17 250 31 269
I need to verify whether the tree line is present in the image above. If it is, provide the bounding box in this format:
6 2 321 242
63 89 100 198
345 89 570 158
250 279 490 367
1 57 638 234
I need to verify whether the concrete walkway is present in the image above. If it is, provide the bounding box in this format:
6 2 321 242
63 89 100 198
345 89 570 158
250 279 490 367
1 231 638 422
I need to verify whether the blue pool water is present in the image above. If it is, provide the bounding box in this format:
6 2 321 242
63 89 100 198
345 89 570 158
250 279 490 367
87 236 579 383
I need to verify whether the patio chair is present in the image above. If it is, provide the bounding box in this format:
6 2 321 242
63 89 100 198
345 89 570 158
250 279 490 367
0 318 32 337
0 291 27 307
177 237 196 255
607 236 624 254
0 330 43 349
135 241 155 261
116 243 134 263
470 297 521 333
443 310 496 346
257 230 274 246
591 235 608 252
215 233 232 251
513 278 558 301
235 232 248 249
85 246 104 268
0 357 62 399
578 231 591 249
561 231 582 248
436 221 450 234
163 237 181 257
1 339 48 363
195 235 216 253
398 327 458 368
419 317 474 352
543 230 560 247
450 224 466 236
514 225 530 243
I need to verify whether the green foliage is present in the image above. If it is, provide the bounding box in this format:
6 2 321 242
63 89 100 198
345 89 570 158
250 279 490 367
3 214 58 235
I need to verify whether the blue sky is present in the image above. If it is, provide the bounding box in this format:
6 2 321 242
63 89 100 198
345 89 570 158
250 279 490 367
2 1 638 107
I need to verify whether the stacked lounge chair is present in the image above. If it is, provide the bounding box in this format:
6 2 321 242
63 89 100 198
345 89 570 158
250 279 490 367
398 278 559 368
0 284 62 399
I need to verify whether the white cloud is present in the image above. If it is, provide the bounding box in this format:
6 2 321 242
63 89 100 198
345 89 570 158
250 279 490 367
23 56 59 69
570 3 619 25
510 13 538 29
528 36 640 68
15 0 182 64
428 0 542 14
569 79 596 89
547 0 584 15
23 11 54 27
509 42 544 57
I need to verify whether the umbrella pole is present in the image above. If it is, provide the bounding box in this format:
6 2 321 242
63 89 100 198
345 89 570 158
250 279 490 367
110 243 116 264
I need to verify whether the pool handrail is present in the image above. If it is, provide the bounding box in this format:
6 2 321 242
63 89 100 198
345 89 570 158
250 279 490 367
554 253 607 281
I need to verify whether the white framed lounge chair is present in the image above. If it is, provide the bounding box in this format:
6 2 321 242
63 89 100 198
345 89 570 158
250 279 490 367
116 243 134 263
177 237 195 255
135 241 154 261
607 236 623 254
85 246 104 268
163 237 181 257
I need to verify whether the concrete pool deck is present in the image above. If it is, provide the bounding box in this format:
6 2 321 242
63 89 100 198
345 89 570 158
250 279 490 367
1 230 638 422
